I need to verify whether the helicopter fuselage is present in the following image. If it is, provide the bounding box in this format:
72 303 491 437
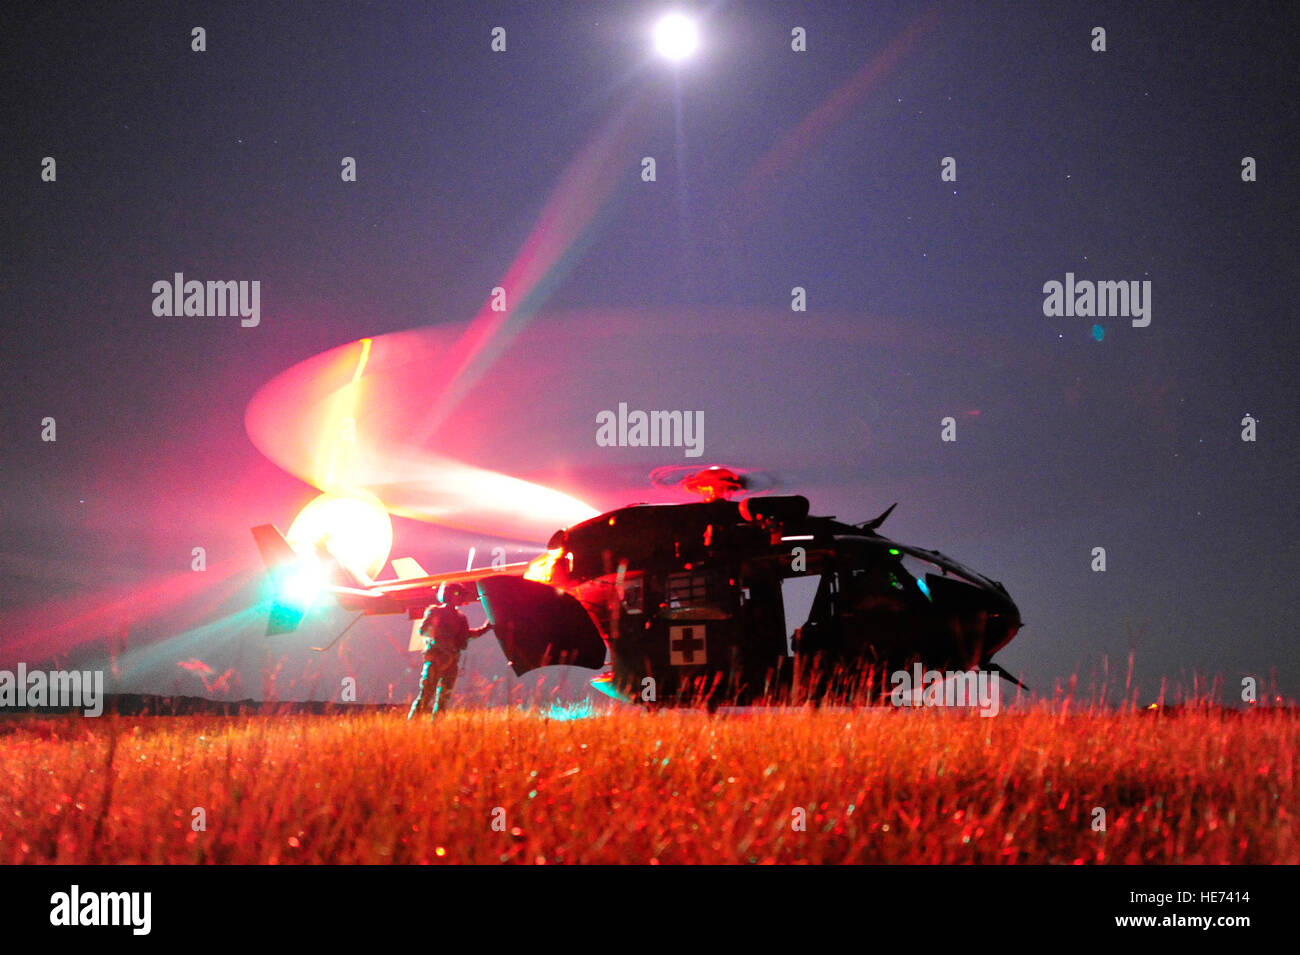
479 494 1022 706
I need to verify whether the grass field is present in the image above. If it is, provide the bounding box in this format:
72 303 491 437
1 704 1295 864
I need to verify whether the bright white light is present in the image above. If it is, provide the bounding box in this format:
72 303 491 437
286 492 393 579
653 12 699 61
278 564 328 611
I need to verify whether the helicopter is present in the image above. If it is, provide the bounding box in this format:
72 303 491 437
252 465 1024 707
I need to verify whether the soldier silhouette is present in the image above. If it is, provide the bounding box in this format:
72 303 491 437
408 582 492 719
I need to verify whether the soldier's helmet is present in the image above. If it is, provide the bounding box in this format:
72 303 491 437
437 582 472 606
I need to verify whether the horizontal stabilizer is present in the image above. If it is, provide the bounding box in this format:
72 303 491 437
391 557 429 580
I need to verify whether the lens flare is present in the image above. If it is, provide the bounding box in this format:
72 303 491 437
246 308 998 543
286 492 394 579
274 564 328 611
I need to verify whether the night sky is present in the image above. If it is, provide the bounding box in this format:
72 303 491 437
3 1 1297 705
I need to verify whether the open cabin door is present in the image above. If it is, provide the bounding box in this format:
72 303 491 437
478 577 607 675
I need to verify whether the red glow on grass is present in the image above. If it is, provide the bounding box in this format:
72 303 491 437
0 705 1294 863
